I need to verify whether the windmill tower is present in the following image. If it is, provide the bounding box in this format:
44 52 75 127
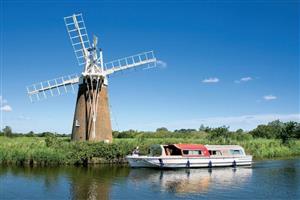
26 13 157 142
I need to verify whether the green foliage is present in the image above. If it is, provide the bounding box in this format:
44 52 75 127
156 127 169 132
207 126 230 140
0 135 299 166
250 120 300 144
2 126 12 137
45 135 63 148
279 121 297 144
1 120 300 166
149 144 162 156
236 129 244 134
199 124 212 132
26 131 35 137
250 120 283 139
174 129 197 133
113 130 140 138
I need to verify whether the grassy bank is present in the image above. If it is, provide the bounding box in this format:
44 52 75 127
0 136 299 166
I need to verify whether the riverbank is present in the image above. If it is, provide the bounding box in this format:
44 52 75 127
0 136 300 166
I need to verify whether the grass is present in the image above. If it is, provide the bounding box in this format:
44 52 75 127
0 136 299 166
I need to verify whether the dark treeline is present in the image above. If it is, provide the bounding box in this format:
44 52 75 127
0 126 70 138
1 120 300 145
113 120 300 145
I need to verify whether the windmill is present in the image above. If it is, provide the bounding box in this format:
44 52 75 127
26 13 157 142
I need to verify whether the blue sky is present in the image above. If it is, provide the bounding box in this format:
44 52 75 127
0 0 299 133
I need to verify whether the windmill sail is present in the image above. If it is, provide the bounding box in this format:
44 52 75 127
64 13 91 66
26 74 79 102
104 51 157 75
26 13 160 143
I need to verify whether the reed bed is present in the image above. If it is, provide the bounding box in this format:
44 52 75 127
0 136 299 166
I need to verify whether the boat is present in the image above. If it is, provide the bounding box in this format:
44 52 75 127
126 144 252 168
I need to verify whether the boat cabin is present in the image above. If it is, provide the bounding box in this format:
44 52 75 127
162 144 210 157
205 145 246 157
159 144 246 157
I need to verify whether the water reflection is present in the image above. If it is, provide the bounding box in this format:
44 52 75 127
2 159 299 200
0 166 130 200
69 166 129 200
0 166 252 198
128 167 252 194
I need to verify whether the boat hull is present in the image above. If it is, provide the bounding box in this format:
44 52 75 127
126 155 252 168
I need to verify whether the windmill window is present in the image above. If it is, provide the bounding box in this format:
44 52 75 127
75 120 80 127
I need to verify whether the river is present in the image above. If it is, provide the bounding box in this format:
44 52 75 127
0 158 299 199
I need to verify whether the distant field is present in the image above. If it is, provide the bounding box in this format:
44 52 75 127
0 136 299 166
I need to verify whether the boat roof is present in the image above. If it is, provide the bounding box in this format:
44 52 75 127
173 144 208 151
205 145 243 149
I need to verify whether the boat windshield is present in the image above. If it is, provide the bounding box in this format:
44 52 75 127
164 145 182 156
229 149 244 155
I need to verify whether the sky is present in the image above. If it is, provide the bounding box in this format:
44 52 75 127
0 0 299 133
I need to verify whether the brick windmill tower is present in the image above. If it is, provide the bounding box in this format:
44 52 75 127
27 13 157 142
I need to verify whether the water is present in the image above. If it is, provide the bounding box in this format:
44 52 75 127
0 158 299 200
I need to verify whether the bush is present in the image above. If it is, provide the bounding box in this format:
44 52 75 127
2 126 12 137
45 135 62 147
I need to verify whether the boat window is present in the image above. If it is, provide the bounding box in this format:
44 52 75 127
165 148 171 156
209 150 222 156
165 145 182 156
183 150 202 155
183 150 189 155
191 150 202 155
230 149 242 155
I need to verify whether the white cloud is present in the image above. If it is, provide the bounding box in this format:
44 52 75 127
156 60 167 68
0 96 7 105
0 96 12 112
263 95 277 101
1 105 12 112
235 76 253 83
241 77 252 82
144 113 300 131
202 77 219 83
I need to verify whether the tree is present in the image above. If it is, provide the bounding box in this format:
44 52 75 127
26 131 35 137
3 126 12 137
156 127 168 132
39 132 55 137
199 124 206 131
250 121 284 139
295 123 300 139
249 120 300 144
199 124 211 132
280 121 297 144
236 129 244 134
268 120 285 138
174 129 196 133
208 126 230 139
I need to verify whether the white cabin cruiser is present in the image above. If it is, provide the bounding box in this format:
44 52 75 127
126 144 252 168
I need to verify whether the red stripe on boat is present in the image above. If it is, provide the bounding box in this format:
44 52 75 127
174 144 207 150
173 144 210 156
